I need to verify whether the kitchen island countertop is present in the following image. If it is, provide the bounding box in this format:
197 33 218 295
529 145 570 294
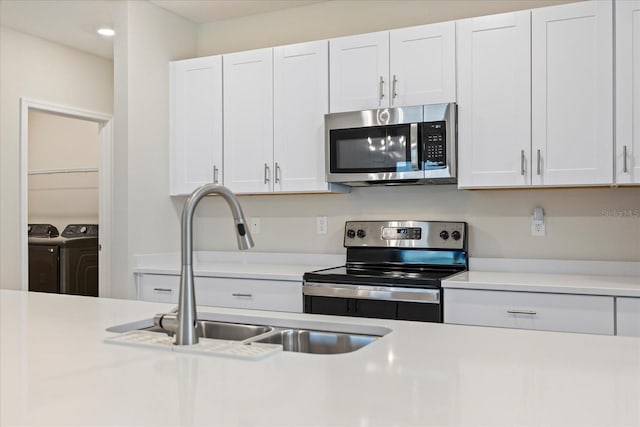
1 289 639 427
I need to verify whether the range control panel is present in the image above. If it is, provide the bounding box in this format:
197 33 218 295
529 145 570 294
344 220 466 250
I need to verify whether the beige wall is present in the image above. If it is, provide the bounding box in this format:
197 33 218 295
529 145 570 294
5 0 636 300
0 27 112 290
184 0 639 266
197 0 577 55
27 111 99 232
112 1 197 298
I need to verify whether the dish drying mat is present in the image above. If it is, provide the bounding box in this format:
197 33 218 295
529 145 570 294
105 330 282 360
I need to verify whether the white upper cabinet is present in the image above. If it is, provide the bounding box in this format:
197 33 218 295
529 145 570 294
329 23 456 113
389 22 456 107
169 56 223 195
223 48 274 193
329 32 389 113
615 0 640 184
457 11 531 188
531 0 613 186
274 40 330 193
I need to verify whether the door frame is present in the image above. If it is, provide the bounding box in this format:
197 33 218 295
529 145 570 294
19 98 113 297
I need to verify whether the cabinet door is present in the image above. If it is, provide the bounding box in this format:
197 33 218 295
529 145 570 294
532 1 613 186
170 56 223 195
444 288 614 335
329 32 389 113
457 11 531 188
273 41 329 192
615 0 640 184
223 48 274 193
389 22 456 107
616 297 640 337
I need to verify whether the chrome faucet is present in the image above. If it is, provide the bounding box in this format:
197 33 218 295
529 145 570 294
154 184 253 345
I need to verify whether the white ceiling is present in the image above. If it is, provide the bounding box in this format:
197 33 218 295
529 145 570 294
0 0 325 59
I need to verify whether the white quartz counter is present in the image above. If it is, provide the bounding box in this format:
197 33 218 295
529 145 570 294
442 271 640 297
1 289 639 427
133 251 344 281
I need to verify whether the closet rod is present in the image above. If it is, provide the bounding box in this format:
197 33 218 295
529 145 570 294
28 167 98 175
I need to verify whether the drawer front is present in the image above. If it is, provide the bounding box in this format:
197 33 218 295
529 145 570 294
196 277 302 313
444 289 614 335
136 274 179 303
616 297 640 337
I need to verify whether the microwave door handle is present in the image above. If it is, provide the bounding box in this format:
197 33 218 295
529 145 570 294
410 123 419 170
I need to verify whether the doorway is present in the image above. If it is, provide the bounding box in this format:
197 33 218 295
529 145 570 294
20 99 113 297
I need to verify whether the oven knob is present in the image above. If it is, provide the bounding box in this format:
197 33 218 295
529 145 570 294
451 230 461 241
439 230 449 240
356 229 366 238
346 229 356 239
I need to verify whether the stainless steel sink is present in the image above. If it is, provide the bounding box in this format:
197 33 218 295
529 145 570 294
107 314 388 355
144 321 273 341
252 329 377 354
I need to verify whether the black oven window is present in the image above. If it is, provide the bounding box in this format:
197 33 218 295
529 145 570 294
330 124 412 173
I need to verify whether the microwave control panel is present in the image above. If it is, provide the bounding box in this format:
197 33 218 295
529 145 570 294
422 121 446 169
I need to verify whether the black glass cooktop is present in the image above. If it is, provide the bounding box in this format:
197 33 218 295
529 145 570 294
303 265 463 288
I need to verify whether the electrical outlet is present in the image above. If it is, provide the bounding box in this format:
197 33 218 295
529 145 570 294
316 216 328 235
531 207 545 237
250 217 261 234
531 221 546 236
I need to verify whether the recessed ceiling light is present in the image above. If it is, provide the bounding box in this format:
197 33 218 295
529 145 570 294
97 27 115 37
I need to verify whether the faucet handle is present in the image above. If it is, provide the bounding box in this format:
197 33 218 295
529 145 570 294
154 312 178 334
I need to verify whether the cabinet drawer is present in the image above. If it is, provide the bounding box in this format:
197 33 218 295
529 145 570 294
136 274 179 303
136 274 302 313
196 277 302 313
444 289 614 335
616 297 640 337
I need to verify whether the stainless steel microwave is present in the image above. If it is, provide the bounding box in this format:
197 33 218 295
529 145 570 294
325 103 457 186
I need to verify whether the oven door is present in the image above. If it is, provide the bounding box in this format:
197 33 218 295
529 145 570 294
303 282 442 322
328 123 423 182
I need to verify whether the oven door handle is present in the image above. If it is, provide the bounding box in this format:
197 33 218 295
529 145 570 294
303 282 440 304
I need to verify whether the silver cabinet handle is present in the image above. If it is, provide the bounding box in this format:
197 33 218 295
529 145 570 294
520 150 526 176
264 163 270 184
506 310 537 315
232 293 252 297
379 76 385 101
275 162 281 184
213 165 219 184
623 145 628 173
392 74 398 100
536 149 541 175
153 288 173 293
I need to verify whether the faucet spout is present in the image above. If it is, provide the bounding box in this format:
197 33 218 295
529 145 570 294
174 184 254 346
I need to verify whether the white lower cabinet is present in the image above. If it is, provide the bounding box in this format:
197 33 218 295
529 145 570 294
137 274 179 304
444 289 614 335
135 273 302 313
616 297 640 337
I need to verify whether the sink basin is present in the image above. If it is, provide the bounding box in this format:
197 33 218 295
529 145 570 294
253 329 377 354
107 313 389 355
144 321 272 341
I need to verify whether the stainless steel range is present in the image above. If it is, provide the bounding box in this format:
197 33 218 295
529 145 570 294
303 220 468 322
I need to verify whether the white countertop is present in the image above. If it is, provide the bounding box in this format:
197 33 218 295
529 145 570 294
1 289 639 426
443 271 640 297
133 251 344 281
